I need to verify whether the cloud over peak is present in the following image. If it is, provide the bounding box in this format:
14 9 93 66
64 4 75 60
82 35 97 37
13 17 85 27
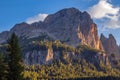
88 0 120 29
26 14 48 24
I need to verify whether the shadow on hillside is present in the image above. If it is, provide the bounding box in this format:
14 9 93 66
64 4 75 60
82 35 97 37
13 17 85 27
67 76 120 80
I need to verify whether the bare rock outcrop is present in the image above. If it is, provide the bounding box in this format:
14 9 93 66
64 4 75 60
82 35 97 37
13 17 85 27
43 8 103 50
100 34 120 57
46 48 54 63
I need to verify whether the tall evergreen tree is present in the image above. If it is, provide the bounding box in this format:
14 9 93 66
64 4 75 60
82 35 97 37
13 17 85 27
0 52 7 80
7 33 24 80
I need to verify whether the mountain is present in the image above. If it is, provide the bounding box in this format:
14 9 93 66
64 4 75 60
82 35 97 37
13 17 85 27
1 8 120 79
0 8 107 65
100 34 120 57
0 8 103 50
0 8 107 64
43 8 103 49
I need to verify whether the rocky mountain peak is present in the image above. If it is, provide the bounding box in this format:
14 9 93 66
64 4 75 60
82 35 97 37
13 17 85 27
82 11 91 19
100 34 119 57
10 22 30 37
11 22 29 31
109 34 116 41
57 7 81 14
43 8 103 50
44 8 82 25
100 33 107 41
100 33 106 39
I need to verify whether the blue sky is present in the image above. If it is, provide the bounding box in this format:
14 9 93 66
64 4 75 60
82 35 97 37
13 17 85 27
0 0 120 44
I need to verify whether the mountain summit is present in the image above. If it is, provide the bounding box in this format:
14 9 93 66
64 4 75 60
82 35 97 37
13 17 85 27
100 34 120 57
43 8 103 50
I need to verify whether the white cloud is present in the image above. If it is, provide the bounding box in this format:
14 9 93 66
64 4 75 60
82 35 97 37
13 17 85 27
26 14 48 24
88 0 120 29
105 15 120 29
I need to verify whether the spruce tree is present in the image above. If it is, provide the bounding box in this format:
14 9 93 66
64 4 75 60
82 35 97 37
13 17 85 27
0 52 7 80
7 33 24 80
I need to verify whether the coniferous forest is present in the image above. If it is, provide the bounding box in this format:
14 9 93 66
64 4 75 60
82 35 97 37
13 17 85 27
0 33 120 80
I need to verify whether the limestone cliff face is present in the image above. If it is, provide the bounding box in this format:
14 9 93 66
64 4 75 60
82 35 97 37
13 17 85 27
46 48 54 63
100 34 119 56
44 8 103 50
77 24 103 50
22 46 107 65
24 48 54 65
24 50 47 65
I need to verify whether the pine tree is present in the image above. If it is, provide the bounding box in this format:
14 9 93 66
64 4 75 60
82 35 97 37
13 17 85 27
7 33 24 80
0 52 7 80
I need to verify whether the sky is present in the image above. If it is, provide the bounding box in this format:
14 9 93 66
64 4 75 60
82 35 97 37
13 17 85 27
0 0 120 44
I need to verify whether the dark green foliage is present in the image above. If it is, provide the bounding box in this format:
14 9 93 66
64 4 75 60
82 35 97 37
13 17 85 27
0 52 7 80
68 77 120 80
7 33 24 80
